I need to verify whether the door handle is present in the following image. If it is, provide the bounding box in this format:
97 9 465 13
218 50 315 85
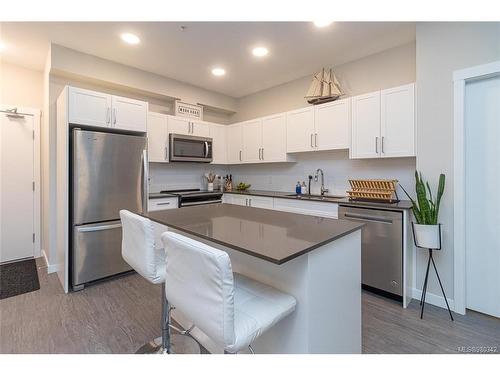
343 212 393 224
310 134 314 148
261 148 264 160
381 136 385 154
191 122 194 134
375 137 379 154
77 223 122 232
156 202 171 206
249 198 252 206
165 146 168 161
106 108 110 124
239 150 242 161
245 198 248 206
315 133 318 147
113 108 117 125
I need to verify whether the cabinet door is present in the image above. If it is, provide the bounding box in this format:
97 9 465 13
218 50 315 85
315 98 350 151
192 121 210 137
242 119 262 163
226 124 243 164
247 196 274 209
68 87 112 127
147 112 168 162
227 194 249 206
262 113 287 162
111 95 148 132
380 83 415 158
351 91 381 159
209 124 227 164
286 107 315 153
167 116 190 135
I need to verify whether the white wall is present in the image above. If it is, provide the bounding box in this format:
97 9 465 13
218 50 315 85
0 61 43 109
231 42 416 122
416 22 500 301
228 151 416 197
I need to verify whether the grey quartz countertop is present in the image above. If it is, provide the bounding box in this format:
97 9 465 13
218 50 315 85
149 192 178 199
224 189 413 210
144 203 364 265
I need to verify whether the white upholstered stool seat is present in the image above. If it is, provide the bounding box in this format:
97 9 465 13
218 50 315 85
161 231 297 354
230 273 297 353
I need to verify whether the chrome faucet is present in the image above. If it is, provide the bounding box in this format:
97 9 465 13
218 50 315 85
315 168 329 196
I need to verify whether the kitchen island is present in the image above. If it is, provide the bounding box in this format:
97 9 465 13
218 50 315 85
144 203 364 354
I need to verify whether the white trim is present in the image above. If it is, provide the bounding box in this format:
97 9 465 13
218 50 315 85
0 105 42 261
453 60 500 315
412 288 455 312
41 249 57 273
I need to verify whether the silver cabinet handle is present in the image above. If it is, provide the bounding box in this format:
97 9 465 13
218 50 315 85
165 146 168 161
245 198 248 206
106 108 110 124
113 108 117 125
249 198 252 206
375 137 379 154
261 148 264 160
315 133 318 147
310 134 314 148
239 150 242 161
381 136 385 154
191 122 194 134
156 202 171 206
77 223 122 232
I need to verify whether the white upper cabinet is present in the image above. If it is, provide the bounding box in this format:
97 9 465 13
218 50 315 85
286 107 315 153
226 123 243 164
111 95 148 132
68 87 112 128
351 91 381 159
261 113 287 162
191 121 210 137
67 87 147 132
209 123 227 164
147 112 169 163
314 98 351 151
380 84 415 158
167 116 191 135
351 84 415 159
242 119 263 163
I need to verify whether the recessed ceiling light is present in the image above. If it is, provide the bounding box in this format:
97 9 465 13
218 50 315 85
211 67 226 77
313 20 334 28
252 47 269 57
120 33 140 45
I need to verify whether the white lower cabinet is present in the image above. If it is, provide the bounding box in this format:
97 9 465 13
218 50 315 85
148 197 179 212
246 196 274 209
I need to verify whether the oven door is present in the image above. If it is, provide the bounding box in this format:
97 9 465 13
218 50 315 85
169 133 213 162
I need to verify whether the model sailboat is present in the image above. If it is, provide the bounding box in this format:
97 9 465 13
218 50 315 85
305 68 343 104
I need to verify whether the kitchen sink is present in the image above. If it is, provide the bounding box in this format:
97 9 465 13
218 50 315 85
285 194 345 201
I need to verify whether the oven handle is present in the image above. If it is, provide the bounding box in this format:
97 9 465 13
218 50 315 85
181 199 222 207
343 212 393 224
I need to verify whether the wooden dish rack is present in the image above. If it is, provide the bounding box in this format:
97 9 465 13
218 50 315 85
347 179 400 203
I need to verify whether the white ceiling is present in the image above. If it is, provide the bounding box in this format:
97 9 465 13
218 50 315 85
0 22 415 98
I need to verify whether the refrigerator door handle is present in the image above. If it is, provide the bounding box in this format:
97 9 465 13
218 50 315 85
142 149 149 213
77 223 122 232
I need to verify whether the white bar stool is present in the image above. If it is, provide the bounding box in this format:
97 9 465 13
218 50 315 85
120 210 200 354
161 231 297 354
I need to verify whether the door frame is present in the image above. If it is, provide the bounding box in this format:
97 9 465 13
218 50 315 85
453 60 500 315
0 104 41 260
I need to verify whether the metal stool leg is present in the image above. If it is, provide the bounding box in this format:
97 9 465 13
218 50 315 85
420 250 431 318
430 252 454 321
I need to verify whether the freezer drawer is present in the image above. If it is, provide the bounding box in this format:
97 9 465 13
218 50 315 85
72 221 132 287
339 205 403 297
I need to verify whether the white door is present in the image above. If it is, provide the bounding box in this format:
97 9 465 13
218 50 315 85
0 112 35 263
191 121 210 137
380 84 415 158
286 107 315 153
167 116 191 135
111 95 148 132
147 112 168 162
465 74 500 318
226 124 243 164
68 87 111 127
242 119 262 163
262 114 287 162
351 91 381 159
314 98 351 151
209 124 227 164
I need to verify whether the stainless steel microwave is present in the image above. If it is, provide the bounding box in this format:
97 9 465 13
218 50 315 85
169 133 213 163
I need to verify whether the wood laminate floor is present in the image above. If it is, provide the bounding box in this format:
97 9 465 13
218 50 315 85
0 258 499 354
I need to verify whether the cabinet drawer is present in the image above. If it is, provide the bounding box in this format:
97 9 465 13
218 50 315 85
148 197 178 212
273 198 338 218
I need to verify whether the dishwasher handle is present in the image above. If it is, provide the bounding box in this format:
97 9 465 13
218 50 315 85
343 212 394 224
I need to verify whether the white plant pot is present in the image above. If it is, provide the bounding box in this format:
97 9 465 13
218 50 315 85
413 224 441 249
207 182 214 192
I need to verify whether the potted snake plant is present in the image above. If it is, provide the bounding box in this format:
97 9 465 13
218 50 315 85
401 172 445 249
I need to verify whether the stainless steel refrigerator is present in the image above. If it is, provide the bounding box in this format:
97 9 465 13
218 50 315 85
71 128 148 290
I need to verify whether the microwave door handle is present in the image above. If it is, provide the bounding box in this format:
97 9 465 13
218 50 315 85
204 141 209 158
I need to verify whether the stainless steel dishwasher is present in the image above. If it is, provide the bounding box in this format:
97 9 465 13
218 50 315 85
338 205 403 300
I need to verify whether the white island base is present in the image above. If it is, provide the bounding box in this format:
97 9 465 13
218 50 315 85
170 229 362 354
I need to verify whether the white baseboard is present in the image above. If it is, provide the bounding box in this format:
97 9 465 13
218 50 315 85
412 288 456 312
41 249 57 274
